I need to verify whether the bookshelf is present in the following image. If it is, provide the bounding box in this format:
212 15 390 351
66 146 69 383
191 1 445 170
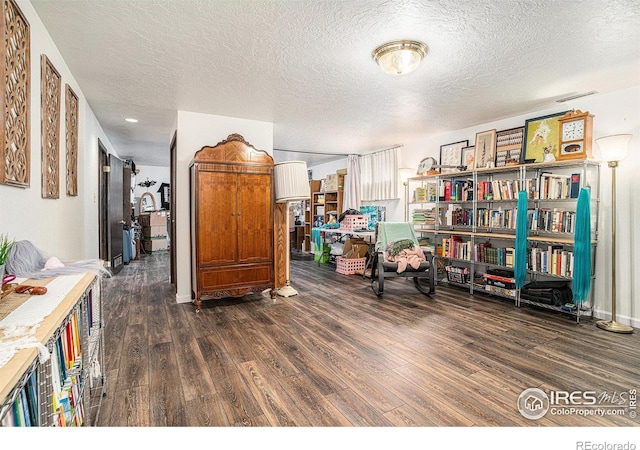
408 160 600 322
311 189 343 227
0 274 105 426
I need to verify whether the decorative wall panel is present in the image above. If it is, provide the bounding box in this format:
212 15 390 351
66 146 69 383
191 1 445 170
41 55 61 199
0 0 30 188
65 84 79 196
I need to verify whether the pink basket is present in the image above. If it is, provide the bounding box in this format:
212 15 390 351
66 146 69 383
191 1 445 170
341 215 368 231
336 256 367 275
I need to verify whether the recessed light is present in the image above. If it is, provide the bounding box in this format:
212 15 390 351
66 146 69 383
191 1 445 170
125 118 138 123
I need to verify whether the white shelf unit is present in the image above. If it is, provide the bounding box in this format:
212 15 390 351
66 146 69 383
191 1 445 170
408 160 600 323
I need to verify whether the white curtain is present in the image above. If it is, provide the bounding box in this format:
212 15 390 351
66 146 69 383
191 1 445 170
360 147 399 201
342 154 361 212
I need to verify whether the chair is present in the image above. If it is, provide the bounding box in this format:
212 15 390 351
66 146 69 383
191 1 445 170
370 222 435 297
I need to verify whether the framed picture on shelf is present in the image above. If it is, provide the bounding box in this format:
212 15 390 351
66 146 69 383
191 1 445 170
439 140 468 174
461 145 475 171
474 129 497 169
495 126 524 167
521 111 568 163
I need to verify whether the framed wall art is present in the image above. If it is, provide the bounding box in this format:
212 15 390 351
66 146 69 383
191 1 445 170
439 140 468 174
66 84 79 196
521 111 568 163
461 145 475 171
41 54 61 199
495 127 524 167
0 0 30 188
474 129 497 169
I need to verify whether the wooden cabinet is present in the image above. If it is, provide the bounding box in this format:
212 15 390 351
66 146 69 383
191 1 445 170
189 134 276 311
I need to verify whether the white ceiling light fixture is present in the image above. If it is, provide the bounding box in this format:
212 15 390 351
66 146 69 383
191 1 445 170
125 118 138 123
372 40 428 75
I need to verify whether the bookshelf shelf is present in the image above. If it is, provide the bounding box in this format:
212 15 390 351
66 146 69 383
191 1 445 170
0 274 105 426
408 159 600 323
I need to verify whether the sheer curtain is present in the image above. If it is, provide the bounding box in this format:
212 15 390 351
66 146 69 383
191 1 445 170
360 147 399 201
342 154 361 212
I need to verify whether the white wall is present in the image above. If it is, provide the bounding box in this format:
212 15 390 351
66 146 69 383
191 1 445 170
0 0 118 261
398 87 640 327
174 111 274 303
308 158 347 180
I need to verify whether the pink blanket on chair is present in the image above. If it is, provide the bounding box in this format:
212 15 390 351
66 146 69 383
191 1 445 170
385 247 425 273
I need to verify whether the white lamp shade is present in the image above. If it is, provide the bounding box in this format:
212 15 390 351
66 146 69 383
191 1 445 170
398 168 414 184
274 161 310 202
596 134 632 162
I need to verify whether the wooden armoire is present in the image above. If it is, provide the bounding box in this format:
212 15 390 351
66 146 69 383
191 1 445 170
189 134 276 312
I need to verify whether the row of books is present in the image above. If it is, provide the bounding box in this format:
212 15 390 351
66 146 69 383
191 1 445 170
529 245 574 277
539 172 581 200
441 236 472 260
474 242 515 267
414 205 578 234
0 371 39 426
413 172 582 203
528 207 577 233
413 185 437 202
476 207 518 229
412 208 437 225
440 239 574 277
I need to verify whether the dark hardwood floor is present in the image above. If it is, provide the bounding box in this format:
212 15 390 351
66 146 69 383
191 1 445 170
96 251 640 427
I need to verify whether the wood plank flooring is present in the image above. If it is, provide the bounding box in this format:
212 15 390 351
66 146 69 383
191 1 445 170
96 251 640 427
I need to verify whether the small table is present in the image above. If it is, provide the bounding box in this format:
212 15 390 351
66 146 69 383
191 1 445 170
313 227 375 274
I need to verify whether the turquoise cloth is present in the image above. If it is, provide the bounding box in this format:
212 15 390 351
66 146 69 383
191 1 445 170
572 187 591 303
312 228 323 255
514 190 528 289
375 222 419 252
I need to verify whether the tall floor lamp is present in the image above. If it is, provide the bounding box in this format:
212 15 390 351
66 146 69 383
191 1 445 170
398 168 414 222
595 134 633 334
274 161 310 297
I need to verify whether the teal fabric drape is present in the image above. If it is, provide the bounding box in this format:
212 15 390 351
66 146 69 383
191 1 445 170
514 190 528 289
573 187 592 303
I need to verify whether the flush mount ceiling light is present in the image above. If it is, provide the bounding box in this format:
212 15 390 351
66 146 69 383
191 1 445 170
372 40 428 75
125 118 138 123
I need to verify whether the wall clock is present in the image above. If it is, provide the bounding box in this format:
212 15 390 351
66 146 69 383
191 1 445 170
557 109 594 161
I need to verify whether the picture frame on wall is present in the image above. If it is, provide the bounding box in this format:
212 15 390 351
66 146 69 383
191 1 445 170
439 140 468 174
461 146 475 171
474 129 497 169
521 111 568 163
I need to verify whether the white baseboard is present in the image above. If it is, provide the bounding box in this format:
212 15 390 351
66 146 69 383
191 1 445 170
592 308 639 329
175 293 192 304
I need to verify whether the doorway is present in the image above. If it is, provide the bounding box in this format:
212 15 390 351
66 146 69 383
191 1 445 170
98 140 124 274
169 132 177 290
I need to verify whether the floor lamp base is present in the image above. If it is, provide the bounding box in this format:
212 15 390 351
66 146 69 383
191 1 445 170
277 283 299 297
596 320 633 334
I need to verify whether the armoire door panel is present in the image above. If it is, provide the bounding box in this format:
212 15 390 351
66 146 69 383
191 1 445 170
237 173 273 263
198 171 237 265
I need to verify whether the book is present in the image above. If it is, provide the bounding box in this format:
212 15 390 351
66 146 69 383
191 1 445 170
570 173 581 198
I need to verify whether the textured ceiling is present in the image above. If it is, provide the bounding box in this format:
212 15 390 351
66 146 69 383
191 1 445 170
30 0 640 167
